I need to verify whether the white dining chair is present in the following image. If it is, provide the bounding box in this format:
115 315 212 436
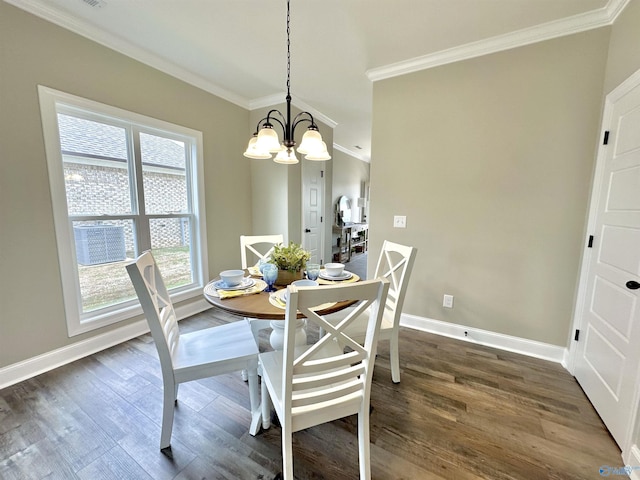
240 234 284 270
260 278 390 480
126 251 260 451
324 240 417 383
240 234 284 339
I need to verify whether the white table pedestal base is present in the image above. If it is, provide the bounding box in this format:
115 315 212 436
269 318 306 351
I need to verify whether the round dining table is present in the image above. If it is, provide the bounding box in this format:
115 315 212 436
203 269 360 350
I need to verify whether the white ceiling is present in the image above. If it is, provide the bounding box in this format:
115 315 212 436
9 0 625 161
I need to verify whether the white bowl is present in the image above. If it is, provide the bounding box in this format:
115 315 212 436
219 269 244 287
291 279 318 288
284 279 318 301
324 263 345 277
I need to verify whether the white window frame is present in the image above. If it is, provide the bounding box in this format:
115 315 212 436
38 85 209 336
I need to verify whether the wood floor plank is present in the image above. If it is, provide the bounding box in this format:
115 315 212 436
76 445 154 480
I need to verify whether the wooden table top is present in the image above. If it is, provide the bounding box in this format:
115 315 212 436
203 273 356 320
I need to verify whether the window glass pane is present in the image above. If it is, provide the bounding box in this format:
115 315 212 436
57 114 132 216
150 217 193 288
72 220 136 313
140 132 188 215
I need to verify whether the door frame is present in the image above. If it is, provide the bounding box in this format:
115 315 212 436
567 67 640 466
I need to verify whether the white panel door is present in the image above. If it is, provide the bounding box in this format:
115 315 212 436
302 162 324 264
574 73 640 449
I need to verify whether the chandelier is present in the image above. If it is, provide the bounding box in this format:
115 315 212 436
243 0 331 164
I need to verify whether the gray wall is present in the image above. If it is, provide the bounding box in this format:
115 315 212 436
0 2 252 367
370 27 611 346
603 0 640 94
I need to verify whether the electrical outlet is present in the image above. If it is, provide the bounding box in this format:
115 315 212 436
443 294 454 308
393 215 406 228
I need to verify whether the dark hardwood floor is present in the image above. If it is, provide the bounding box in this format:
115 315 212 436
0 309 622 479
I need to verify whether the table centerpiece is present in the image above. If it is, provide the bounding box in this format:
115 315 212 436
269 242 311 286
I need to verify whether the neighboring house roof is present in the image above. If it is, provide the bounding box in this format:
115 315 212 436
57 113 185 169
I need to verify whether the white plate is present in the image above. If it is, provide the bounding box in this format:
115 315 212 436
213 277 255 291
319 270 353 281
278 289 288 303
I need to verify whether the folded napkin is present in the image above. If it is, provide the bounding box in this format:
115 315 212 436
268 291 335 311
217 280 266 299
248 265 262 277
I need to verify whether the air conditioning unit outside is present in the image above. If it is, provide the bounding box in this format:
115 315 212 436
74 225 126 266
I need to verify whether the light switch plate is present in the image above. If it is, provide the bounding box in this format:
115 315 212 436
393 215 406 228
443 294 454 308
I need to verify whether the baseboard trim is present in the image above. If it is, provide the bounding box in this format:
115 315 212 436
0 299 211 390
0 306 571 389
400 314 567 364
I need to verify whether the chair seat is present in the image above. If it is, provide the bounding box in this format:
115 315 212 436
174 321 258 381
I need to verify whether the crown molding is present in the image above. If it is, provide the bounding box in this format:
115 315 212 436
367 0 630 82
333 143 369 163
4 0 250 109
7 0 339 136
249 93 338 129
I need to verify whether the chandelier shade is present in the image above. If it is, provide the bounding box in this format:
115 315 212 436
255 126 282 153
243 135 273 160
304 141 331 161
274 147 299 164
296 128 322 155
243 0 330 164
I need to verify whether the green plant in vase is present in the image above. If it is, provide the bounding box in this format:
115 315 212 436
269 242 311 285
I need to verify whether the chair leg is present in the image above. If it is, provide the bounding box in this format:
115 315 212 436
389 332 401 383
247 366 261 436
160 380 177 449
282 422 294 480
261 375 272 430
357 405 372 480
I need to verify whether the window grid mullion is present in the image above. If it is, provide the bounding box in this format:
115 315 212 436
130 127 151 254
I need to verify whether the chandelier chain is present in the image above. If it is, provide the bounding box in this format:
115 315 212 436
286 0 290 96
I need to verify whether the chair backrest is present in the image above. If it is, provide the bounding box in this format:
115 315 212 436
240 234 284 269
373 240 417 328
283 278 390 432
126 251 179 374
